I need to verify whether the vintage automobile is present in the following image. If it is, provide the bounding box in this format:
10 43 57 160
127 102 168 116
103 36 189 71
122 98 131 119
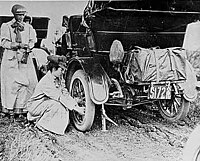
59 0 200 132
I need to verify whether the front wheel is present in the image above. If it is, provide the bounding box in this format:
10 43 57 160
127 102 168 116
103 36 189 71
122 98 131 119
158 94 190 122
183 125 200 161
69 69 95 132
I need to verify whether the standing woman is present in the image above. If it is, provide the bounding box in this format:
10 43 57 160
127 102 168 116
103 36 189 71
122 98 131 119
0 4 38 119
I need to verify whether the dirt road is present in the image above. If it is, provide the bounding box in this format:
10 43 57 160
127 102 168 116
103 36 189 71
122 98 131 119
0 106 195 161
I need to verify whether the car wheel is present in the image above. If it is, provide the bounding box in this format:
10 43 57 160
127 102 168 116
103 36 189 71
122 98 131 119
158 93 190 122
69 69 95 132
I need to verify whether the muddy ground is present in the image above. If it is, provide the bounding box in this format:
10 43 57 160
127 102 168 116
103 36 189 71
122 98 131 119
0 102 198 161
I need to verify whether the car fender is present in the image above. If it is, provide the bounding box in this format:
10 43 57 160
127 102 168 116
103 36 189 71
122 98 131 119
178 60 197 102
66 57 110 104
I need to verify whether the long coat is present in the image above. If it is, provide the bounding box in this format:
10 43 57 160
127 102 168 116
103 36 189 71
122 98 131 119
0 18 37 114
27 71 77 135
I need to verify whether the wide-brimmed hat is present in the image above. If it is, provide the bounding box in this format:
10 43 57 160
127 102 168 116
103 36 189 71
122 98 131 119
47 55 67 69
11 4 27 15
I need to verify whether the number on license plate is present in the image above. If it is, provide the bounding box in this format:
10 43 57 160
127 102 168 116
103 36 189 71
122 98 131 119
148 83 171 99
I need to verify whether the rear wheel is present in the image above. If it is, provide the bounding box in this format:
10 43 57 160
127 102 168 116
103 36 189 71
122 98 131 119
158 93 190 122
69 69 95 132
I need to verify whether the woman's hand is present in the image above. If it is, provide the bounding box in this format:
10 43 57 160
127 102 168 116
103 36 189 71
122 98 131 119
11 42 29 50
10 42 20 49
19 43 29 49
73 104 85 115
61 88 69 95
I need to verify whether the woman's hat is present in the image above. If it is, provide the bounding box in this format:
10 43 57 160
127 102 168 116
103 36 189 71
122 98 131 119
11 4 27 15
47 55 67 69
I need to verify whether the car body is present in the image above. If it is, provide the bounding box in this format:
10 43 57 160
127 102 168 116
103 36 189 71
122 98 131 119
60 0 200 131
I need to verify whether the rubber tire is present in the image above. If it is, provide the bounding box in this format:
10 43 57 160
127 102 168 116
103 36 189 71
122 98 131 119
183 125 200 161
159 96 190 122
69 69 95 132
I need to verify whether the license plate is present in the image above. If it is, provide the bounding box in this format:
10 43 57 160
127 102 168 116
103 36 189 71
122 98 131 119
148 83 171 99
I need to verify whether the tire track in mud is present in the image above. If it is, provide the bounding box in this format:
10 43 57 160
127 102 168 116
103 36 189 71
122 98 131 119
114 106 192 148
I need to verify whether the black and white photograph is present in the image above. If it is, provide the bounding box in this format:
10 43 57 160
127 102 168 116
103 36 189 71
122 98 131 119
0 0 200 160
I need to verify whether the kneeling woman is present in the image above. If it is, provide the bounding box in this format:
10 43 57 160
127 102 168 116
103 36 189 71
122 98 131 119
26 55 84 135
